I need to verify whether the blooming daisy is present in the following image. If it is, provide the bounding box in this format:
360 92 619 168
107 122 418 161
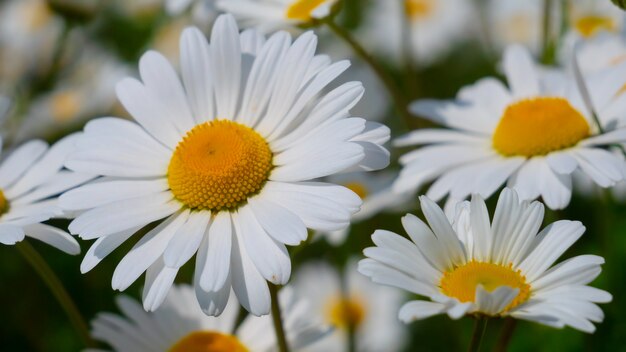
216 0 338 33
357 0 475 65
62 14 389 316
317 171 411 246
293 260 406 352
88 284 331 352
359 188 611 333
569 0 624 40
0 135 92 253
396 44 626 209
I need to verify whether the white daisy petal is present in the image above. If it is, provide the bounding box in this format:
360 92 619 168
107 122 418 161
81 229 139 273
231 228 271 316
180 27 214 124
248 197 307 245
194 232 232 316
531 255 605 291
0 224 25 245
60 178 169 211
0 140 47 189
398 300 447 322
211 14 241 119
23 223 80 255
503 45 540 98
200 212 233 292
142 257 179 312
474 286 518 316
419 196 466 266
163 211 209 268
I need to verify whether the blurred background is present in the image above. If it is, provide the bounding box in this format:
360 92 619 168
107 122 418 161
1 0 625 350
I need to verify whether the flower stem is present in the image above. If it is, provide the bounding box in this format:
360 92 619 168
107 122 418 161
541 0 555 64
16 241 95 348
493 318 517 352
321 18 416 129
468 316 488 352
269 283 290 352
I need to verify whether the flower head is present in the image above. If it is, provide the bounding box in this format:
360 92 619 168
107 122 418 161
63 14 389 316
90 285 331 351
397 45 626 209
359 188 611 333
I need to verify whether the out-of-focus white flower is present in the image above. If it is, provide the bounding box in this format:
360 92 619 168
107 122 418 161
216 0 338 33
0 0 63 86
0 135 92 253
88 285 331 352
165 0 219 30
14 47 131 142
294 260 407 352
486 0 543 54
317 171 412 246
357 0 475 65
569 0 625 40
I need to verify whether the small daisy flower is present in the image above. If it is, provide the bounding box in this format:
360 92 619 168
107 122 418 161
357 0 475 65
569 0 624 40
397 44 626 209
359 188 611 333
0 135 92 253
88 284 331 352
293 260 406 352
216 0 338 33
62 14 389 316
317 172 411 246
486 0 543 53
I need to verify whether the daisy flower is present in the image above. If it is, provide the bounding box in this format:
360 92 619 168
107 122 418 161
293 260 406 352
485 0 543 53
396 44 626 209
216 0 338 33
317 171 411 246
62 14 389 316
357 0 475 65
569 0 624 40
0 135 92 253
88 284 331 352
359 188 611 333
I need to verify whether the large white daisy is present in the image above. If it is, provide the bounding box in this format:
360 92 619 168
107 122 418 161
293 260 406 352
359 188 611 333
62 14 389 316
88 284 331 352
0 135 92 253
396 44 626 209
216 0 337 33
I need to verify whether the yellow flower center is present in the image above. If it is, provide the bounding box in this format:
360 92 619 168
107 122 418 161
440 261 531 313
0 189 9 216
326 296 367 329
169 331 249 352
51 91 80 122
405 0 434 19
574 15 616 38
285 0 327 21
168 120 273 212
344 182 369 199
492 98 590 157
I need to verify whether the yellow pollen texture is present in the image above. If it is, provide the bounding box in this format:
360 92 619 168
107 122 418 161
344 182 369 199
405 0 434 19
575 16 616 38
440 261 531 313
168 120 273 212
169 331 249 352
0 189 9 216
285 0 326 21
326 296 367 329
492 97 589 157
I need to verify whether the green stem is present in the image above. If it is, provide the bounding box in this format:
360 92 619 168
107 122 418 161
493 318 517 352
321 18 416 129
16 241 95 348
541 0 555 64
401 3 418 100
269 283 290 352
468 316 489 352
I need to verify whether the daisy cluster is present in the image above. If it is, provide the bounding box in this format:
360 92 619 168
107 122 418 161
1 0 626 351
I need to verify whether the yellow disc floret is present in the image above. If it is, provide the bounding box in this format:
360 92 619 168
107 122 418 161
285 0 327 21
405 0 434 19
574 16 616 38
168 120 273 212
440 261 531 313
344 182 369 199
0 189 9 216
169 331 249 352
326 296 367 329
492 97 590 157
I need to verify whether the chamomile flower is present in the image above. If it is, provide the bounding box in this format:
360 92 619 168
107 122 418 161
486 0 543 53
357 0 475 65
317 172 411 246
0 135 92 253
88 285 331 352
216 0 338 33
62 15 389 316
293 260 406 352
569 0 624 40
360 189 611 333
396 44 626 210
